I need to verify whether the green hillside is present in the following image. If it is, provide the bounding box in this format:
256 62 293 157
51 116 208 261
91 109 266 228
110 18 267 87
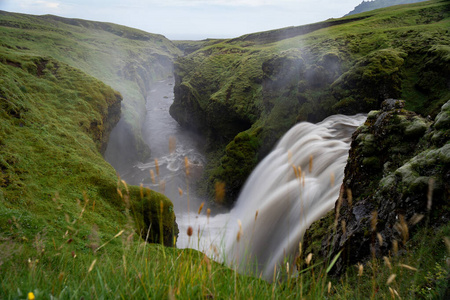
0 11 182 170
170 0 450 205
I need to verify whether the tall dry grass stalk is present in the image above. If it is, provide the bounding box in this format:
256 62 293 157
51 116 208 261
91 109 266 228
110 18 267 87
169 136 176 154
155 158 160 179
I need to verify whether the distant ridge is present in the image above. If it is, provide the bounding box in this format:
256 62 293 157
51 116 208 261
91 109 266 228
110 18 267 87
345 0 429 16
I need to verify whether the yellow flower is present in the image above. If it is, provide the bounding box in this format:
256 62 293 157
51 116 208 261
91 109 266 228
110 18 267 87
28 292 35 300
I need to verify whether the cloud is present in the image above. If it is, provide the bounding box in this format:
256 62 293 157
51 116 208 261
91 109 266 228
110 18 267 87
132 0 296 7
18 0 61 9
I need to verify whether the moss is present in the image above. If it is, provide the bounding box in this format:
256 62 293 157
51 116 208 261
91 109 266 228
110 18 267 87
129 186 178 247
404 116 428 138
362 156 382 169
208 131 261 205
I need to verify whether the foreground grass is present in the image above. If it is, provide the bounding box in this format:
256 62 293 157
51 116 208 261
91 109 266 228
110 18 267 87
1 217 448 299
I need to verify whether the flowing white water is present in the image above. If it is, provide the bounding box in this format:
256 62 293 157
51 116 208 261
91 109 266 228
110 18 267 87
106 77 366 281
177 114 366 280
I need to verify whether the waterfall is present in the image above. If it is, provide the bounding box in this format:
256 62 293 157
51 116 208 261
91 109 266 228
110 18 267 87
177 114 366 280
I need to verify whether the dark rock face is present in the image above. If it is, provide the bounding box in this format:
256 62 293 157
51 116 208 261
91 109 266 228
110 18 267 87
323 99 450 274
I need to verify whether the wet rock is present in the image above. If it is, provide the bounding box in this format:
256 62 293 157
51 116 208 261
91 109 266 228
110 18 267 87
321 99 449 274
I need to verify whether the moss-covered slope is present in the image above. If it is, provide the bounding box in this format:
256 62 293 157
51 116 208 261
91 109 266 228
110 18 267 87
0 48 177 255
170 0 450 205
0 11 182 171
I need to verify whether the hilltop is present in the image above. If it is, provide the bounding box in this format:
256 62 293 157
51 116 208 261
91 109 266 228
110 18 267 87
345 0 429 16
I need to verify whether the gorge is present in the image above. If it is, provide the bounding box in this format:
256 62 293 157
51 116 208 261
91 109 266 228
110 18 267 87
0 0 449 298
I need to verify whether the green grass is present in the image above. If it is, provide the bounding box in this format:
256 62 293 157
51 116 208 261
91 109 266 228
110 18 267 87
0 47 177 297
1 202 448 299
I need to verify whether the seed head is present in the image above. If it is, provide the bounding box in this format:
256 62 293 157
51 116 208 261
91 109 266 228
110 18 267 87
155 159 160 177
236 219 243 242
215 181 226 203
197 202 205 215
150 170 156 184
392 240 398 256
386 274 396 285
371 211 378 231
184 157 190 176
169 136 176 154
398 263 417 271
383 256 392 270
377 233 383 245
357 263 364 277
187 226 193 237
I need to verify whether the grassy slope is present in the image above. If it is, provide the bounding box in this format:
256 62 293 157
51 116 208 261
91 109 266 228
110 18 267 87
0 11 181 298
170 0 450 205
0 11 182 164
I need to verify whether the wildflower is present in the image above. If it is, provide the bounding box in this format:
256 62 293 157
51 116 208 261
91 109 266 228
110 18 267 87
28 292 35 300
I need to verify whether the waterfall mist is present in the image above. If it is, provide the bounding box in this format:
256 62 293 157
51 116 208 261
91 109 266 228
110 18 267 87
177 114 366 281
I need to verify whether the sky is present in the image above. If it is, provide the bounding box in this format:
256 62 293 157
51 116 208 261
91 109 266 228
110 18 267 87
0 0 363 40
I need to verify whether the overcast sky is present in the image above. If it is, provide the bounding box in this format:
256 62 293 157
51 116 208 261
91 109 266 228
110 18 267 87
0 0 363 40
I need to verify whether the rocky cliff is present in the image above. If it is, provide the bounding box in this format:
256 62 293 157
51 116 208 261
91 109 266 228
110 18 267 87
302 99 450 274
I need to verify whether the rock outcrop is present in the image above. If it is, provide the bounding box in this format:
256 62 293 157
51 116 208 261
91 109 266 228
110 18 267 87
321 99 450 274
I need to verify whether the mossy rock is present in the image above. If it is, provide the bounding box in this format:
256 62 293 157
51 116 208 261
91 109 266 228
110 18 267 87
321 100 449 274
129 186 178 247
208 131 260 206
